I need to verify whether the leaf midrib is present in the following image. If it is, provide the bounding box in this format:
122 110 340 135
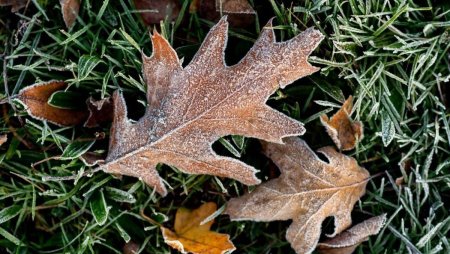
105 66 273 165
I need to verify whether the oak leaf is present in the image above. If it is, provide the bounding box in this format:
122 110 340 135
17 81 88 126
161 202 235 254
320 96 363 151
317 214 386 254
100 17 324 196
225 137 370 254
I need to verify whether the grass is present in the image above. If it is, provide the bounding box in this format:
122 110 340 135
1 0 450 253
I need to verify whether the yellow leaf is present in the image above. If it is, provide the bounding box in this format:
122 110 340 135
162 202 235 254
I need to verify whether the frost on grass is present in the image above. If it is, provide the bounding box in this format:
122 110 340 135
100 17 324 196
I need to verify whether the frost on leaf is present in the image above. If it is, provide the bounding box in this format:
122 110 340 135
225 137 370 254
17 81 88 126
100 17 324 196
320 96 363 151
317 214 386 254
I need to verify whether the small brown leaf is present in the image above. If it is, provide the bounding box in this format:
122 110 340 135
395 176 404 186
193 0 255 27
17 81 88 126
133 0 180 25
317 214 386 254
84 97 113 128
0 134 7 146
100 18 323 196
0 0 27 12
161 202 235 254
320 96 363 151
225 137 370 254
60 0 80 28
123 241 140 254
215 0 255 14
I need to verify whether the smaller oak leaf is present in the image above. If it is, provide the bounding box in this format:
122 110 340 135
317 214 386 254
161 202 235 254
17 81 88 126
320 96 363 151
225 137 370 254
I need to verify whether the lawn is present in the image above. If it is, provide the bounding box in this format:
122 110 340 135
1 0 450 253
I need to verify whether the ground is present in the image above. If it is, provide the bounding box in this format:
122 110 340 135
0 0 449 253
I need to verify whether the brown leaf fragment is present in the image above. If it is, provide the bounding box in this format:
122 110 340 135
0 134 7 146
161 202 235 254
100 18 324 196
17 81 88 126
215 0 255 14
80 152 105 166
84 97 113 128
134 0 180 25
60 0 80 28
123 241 140 254
395 176 404 186
225 137 370 254
317 214 386 254
193 0 255 27
320 96 363 151
0 0 27 12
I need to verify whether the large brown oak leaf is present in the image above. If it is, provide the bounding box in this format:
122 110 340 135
225 137 370 254
100 17 324 196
